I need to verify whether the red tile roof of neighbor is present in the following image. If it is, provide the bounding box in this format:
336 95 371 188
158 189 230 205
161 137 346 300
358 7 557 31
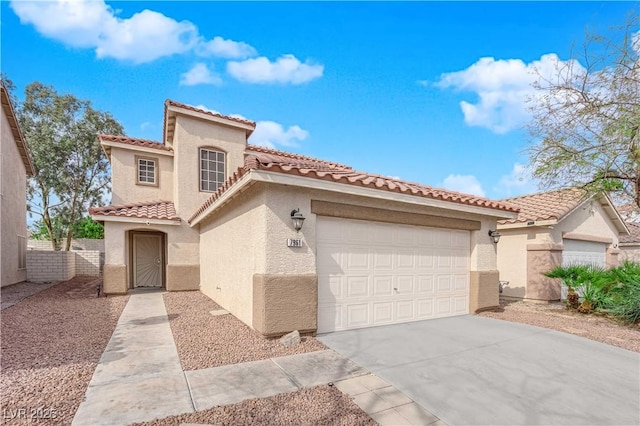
188 147 520 223
90 201 180 222
99 134 173 151
620 222 640 244
498 187 587 225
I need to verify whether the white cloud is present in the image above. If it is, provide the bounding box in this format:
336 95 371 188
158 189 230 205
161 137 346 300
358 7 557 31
227 54 324 84
10 0 198 64
250 121 309 148
180 63 222 86
197 36 257 59
436 54 584 134
441 174 486 197
493 163 538 197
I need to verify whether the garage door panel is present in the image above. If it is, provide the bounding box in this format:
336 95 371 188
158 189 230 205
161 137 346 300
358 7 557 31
454 296 468 314
417 276 434 293
346 304 369 328
373 250 393 269
562 240 606 268
416 298 434 317
373 276 393 296
346 276 369 298
437 275 452 292
453 275 468 291
373 302 393 323
436 298 451 315
317 217 470 333
418 252 435 269
318 275 342 302
397 276 414 294
346 248 369 270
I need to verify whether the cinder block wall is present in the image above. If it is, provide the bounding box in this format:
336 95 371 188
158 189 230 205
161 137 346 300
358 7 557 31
27 251 76 282
75 251 102 276
28 239 105 252
27 250 102 282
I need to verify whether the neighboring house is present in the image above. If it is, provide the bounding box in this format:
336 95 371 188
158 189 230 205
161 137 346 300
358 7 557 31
619 221 640 262
91 100 519 336
496 188 629 301
1 83 35 287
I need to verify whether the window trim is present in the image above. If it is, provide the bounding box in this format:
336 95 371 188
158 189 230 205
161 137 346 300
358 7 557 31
135 155 159 187
199 147 226 193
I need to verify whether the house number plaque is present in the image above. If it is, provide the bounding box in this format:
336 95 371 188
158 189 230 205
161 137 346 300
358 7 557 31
287 238 303 247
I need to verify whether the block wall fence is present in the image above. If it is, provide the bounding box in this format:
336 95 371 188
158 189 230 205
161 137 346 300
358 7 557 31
27 250 102 282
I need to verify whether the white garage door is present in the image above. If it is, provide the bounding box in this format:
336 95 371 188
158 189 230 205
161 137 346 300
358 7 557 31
562 239 606 268
316 217 470 333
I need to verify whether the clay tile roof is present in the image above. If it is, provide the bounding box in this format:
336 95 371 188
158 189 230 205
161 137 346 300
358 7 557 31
90 200 180 222
498 187 587 225
245 151 518 212
99 134 173 151
620 222 640 244
245 145 352 171
165 100 256 128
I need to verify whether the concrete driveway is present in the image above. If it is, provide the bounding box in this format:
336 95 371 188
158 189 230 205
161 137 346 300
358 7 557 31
318 315 640 426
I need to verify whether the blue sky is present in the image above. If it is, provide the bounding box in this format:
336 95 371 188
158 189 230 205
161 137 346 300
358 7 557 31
2 1 637 200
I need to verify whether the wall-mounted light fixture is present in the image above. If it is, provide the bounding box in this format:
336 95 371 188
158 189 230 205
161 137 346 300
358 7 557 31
488 230 501 244
291 208 306 232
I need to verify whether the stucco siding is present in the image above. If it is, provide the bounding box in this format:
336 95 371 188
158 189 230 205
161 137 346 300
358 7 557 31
1 107 28 286
103 221 196 291
172 115 247 217
261 184 500 276
552 200 621 245
110 147 173 205
199 184 267 326
497 231 529 299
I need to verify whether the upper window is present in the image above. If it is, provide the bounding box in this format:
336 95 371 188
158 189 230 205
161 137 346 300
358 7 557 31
136 157 157 186
200 148 226 192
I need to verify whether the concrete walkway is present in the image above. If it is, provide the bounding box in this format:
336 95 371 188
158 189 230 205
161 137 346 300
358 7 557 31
75 291 419 425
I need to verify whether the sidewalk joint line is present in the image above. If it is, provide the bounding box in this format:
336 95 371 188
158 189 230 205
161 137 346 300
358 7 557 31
270 358 303 389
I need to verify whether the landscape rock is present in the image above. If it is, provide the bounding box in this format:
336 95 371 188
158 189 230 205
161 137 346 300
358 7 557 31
280 330 301 347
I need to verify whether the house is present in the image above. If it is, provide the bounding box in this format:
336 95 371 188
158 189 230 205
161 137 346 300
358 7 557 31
496 188 629 301
619 221 640 262
91 100 519 336
1 82 35 287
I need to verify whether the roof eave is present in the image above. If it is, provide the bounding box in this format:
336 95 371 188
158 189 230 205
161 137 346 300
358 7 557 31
90 215 181 226
497 219 559 230
100 139 174 157
1 85 35 175
190 169 519 226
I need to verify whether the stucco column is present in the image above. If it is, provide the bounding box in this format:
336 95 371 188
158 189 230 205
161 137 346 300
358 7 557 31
526 243 563 301
606 247 620 268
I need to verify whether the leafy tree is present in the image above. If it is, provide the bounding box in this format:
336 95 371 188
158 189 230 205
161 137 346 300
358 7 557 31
72 216 104 239
527 13 640 206
14 81 123 250
30 216 104 241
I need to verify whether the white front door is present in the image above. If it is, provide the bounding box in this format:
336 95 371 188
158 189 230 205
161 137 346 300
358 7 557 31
316 217 470 333
133 233 163 288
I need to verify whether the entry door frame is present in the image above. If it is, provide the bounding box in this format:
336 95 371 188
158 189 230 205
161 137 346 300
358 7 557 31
129 231 166 289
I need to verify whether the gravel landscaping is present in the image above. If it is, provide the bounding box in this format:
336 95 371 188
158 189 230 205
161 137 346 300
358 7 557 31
164 291 326 370
132 384 376 426
1 280 59 310
478 299 640 353
1 277 128 425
